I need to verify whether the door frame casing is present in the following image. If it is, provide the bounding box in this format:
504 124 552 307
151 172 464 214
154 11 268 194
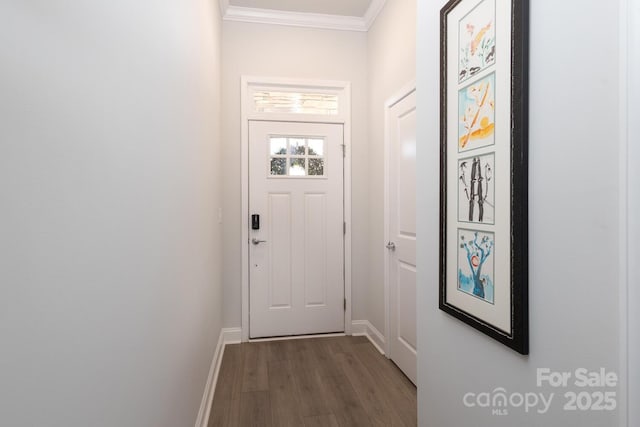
621 0 639 425
383 81 416 357
240 76 352 342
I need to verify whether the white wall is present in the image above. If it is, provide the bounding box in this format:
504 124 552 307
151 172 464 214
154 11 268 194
221 21 368 327
366 0 417 335
417 0 621 426
0 1 223 426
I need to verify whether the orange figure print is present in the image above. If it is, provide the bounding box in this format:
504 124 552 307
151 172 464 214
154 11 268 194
459 73 495 152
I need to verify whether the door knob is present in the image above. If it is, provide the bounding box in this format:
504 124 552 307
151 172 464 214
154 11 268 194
252 238 267 245
386 241 396 250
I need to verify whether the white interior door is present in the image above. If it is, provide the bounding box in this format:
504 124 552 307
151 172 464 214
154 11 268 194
249 121 344 338
387 90 417 384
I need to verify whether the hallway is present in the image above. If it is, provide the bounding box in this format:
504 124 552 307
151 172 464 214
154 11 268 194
2 1 636 426
208 336 417 426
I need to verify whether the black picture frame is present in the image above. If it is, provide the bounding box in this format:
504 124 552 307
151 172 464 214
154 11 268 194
439 0 529 355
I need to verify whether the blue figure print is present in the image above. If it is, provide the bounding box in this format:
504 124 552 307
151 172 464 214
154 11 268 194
458 230 494 302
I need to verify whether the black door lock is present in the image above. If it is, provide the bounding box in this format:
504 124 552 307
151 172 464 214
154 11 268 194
251 214 260 230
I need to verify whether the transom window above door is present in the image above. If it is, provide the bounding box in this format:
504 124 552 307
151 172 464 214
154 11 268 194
254 91 339 116
269 136 326 177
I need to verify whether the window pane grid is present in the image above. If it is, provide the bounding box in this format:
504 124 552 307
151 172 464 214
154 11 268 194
269 136 326 177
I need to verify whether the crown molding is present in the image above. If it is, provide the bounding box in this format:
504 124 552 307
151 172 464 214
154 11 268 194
223 6 367 31
219 0 229 16
363 0 387 30
219 0 387 32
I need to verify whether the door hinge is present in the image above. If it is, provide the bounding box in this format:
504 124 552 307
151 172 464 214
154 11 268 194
341 144 346 158
343 222 346 235
344 298 346 311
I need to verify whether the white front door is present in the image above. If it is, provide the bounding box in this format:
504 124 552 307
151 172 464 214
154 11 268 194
387 90 417 384
249 120 345 338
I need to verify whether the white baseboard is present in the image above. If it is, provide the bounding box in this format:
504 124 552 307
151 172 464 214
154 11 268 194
195 328 242 427
351 320 386 355
222 327 242 345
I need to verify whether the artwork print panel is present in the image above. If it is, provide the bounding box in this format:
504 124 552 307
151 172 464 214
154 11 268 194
458 73 495 152
458 153 495 224
458 229 495 304
441 0 529 355
458 0 496 83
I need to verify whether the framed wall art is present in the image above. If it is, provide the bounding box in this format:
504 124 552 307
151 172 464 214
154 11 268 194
439 0 529 354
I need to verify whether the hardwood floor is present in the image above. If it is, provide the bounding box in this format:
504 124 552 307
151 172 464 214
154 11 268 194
208 336 417 427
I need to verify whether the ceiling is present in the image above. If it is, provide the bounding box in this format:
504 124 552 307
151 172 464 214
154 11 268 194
219 0 386 32
228 0 373 17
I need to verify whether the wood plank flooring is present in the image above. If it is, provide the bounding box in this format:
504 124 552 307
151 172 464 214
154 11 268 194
208 336 416 427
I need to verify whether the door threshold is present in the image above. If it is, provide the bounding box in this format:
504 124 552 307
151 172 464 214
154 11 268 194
248 332 346 343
